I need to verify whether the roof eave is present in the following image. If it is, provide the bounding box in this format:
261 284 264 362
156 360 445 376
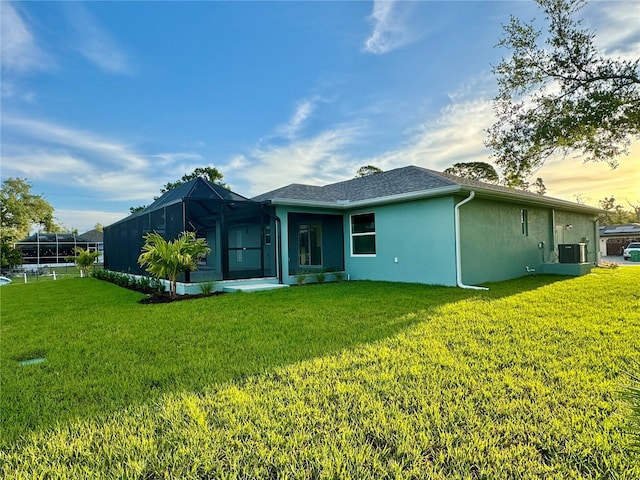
462 185 604 215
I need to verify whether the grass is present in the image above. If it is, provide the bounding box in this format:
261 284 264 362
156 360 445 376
1 269 639 478
3 265 93 285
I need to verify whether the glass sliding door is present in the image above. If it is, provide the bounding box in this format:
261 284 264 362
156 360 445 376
298 223 322 267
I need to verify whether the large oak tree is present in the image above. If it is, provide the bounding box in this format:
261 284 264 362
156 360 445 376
486 0 640 182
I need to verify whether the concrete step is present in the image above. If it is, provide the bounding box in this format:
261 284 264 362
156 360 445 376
222 283 289 293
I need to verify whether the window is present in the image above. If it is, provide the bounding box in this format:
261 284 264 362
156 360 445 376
264 225 271 245
351 213 376 255
521 209 529 236
298 223 322 266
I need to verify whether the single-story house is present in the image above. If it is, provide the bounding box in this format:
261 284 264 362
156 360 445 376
104 166 602 289
13 231 104 271
599 223 640 256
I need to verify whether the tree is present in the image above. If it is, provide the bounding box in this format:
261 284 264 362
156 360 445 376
160 166 227 193
0 178 58 244
443 162 500 183
94 223 104 232
533 177 547 195
1 243 23 272
627 200 640 223
355 165 383 178
129 205 146 214
486 0 640 182
598 196 635 225
137 231 210 299
65 247 100 277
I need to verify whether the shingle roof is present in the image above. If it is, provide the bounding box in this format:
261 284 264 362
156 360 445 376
79 229 104 243
252 166 455 203
252 165 602 214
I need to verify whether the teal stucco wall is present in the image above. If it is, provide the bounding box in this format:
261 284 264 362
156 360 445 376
275 195 597 287
344 196 458 286
552 210 599 264
459 197 598 285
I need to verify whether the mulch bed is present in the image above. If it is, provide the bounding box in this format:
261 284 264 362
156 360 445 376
139 291 225 304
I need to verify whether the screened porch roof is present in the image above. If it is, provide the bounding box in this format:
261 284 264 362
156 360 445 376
126 178 251 220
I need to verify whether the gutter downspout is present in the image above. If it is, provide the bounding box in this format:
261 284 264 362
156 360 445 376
455 191 489 291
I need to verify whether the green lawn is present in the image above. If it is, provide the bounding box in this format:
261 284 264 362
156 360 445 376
2 265 90 285
1 269 638 478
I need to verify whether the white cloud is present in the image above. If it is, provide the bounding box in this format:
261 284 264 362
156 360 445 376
359 97 495 173
1 116 203 202
224 155 250 171
54 208 128 233
1 149 92 179
588 1 640 61
2 116 149 170
276 98 317 139
243 127 360 196
64 2 131 74
0 2 55 73
538 142 640 207
363 0 418 54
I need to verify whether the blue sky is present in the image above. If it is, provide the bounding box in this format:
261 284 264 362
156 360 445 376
2 0 638 233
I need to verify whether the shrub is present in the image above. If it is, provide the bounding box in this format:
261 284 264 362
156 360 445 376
199 281 215 295
295 270 308 286
65 248 100 276
313 270 326 284
91 270 164 295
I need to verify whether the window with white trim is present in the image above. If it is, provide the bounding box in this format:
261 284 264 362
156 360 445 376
351 213 376 255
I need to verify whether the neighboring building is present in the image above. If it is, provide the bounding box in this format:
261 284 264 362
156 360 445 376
14 231 104 270
105 166 603 289
599 223 640 256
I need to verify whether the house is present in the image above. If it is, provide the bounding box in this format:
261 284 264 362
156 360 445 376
104 166 602 290
13 230 104 271
599 223 640 256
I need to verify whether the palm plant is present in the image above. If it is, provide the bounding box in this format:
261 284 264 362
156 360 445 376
137 231 210 299
66 247 100 276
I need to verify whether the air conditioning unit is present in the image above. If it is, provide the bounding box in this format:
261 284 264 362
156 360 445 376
558 243 586 263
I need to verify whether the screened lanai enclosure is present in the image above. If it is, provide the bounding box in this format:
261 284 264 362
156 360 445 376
14 233 103 269
104 178 279 283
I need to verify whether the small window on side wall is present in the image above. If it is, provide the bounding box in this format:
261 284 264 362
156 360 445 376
351 212 376 255
521 209 529 236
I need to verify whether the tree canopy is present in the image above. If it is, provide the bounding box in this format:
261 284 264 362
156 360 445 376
444 162 500 183
160 167 227 193
486 0 640 181
355 165 383 178
598 196 639 226
0 178 58 244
